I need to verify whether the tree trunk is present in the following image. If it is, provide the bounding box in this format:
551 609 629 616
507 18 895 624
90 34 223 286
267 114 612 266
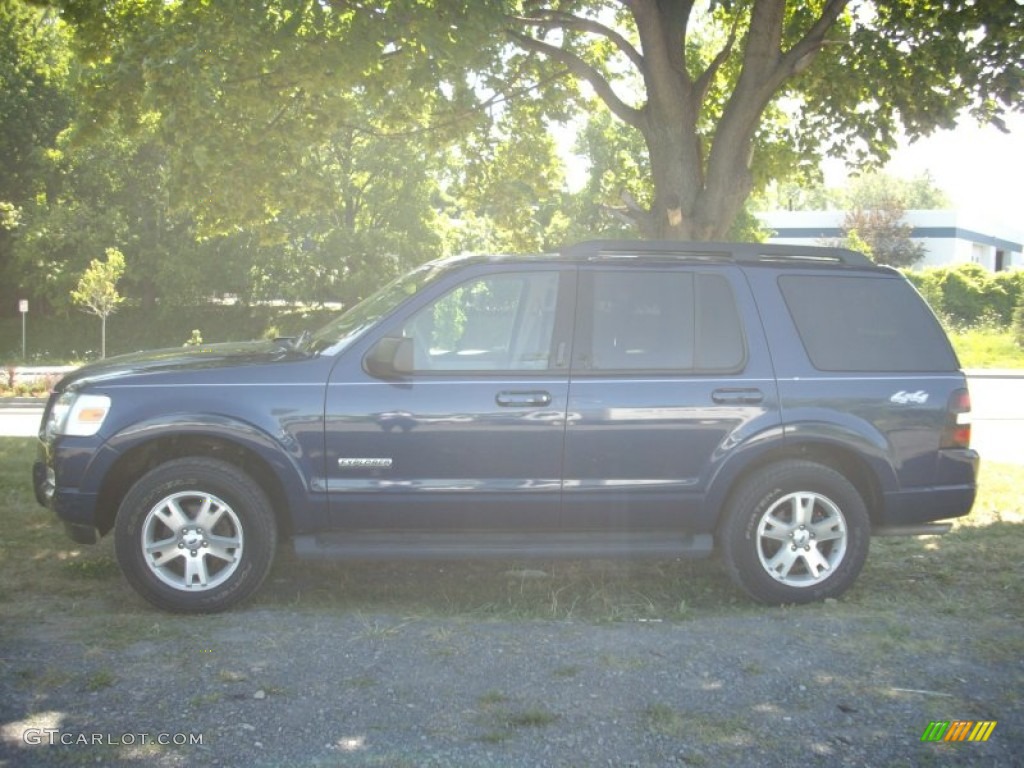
510 0 849 242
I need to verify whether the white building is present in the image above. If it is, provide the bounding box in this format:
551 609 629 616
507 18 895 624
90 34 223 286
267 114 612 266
757 210 1023 271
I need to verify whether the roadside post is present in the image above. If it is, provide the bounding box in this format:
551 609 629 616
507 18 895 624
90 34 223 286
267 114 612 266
19 299 28 360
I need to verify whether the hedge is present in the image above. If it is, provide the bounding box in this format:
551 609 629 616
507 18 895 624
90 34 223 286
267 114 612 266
903 263 1024 328
0 305 338 364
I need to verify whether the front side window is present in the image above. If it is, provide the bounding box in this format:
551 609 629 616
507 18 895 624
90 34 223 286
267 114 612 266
309 259 453 354
575 269 745 373
402 271 560 371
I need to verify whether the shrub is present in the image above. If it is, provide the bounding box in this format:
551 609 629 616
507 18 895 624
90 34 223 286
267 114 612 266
910 263 1013 327
996 270 1024 318
1014 297 1024 350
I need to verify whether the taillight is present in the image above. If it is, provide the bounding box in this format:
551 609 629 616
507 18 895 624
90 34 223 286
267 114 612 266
941 388 972 449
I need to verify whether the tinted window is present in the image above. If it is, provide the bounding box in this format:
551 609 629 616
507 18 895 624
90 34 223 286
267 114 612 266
779 274 958 371
577 270 745 372
403 271 559 371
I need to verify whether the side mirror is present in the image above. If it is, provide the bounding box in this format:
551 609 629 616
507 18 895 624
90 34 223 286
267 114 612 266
364 336 414 379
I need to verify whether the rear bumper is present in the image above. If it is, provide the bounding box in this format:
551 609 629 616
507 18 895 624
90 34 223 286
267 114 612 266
878 447 978 527
880 483 977 527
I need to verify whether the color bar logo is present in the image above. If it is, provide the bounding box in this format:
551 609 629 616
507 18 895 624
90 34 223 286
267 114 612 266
921 721 997 742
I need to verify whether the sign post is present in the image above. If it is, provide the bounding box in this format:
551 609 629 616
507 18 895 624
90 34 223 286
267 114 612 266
19 300 28 359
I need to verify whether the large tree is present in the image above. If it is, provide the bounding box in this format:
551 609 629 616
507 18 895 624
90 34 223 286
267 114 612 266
39 0 1024 246
506 0 1022 239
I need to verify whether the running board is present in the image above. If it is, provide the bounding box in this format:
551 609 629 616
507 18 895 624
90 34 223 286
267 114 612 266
293 531 714 560
873 523 952 537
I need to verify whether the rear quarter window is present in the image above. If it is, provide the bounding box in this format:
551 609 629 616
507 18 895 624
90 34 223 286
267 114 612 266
779 274 959 372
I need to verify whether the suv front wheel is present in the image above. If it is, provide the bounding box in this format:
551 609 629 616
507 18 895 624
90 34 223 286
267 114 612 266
114 458 277 613
720 460 870 604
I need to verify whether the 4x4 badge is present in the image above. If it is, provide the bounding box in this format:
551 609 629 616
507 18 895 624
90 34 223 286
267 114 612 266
890 390 929 405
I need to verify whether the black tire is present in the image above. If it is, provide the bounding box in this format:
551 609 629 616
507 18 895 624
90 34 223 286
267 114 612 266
114 458 277 613
719 460 870 605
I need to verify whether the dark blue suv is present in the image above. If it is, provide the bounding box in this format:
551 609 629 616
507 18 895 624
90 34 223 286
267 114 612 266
33 241 979 612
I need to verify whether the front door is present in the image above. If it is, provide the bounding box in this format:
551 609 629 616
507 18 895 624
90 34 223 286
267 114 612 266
324 265 574 531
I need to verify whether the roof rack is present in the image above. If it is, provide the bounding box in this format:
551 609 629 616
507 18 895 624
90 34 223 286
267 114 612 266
559 240 873 267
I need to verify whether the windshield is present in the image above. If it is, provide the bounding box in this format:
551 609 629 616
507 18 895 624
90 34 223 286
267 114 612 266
307 259 454 354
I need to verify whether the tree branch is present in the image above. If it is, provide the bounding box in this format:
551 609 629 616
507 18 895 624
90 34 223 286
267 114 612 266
779 0 850 77
326 65 575 141
507 30 643 128
507 10 645 72
693 20 738 105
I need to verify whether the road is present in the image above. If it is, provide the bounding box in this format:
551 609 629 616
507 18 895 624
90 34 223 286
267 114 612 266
1 374 1020 462
965 372 1024 464
0 401 44 438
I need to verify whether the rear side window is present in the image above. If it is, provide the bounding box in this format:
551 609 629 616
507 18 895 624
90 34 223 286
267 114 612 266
576 270 745 372
779 275 958 372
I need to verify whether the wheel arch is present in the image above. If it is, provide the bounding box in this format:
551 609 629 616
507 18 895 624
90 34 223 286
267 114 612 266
94 428 297 539
706 437 894 534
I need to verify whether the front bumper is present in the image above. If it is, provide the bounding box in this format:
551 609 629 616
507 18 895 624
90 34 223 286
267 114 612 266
33 457 101 545
32 459 52 507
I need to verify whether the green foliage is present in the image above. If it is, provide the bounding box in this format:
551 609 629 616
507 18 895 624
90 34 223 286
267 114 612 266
11 1 523 311
71 248 126 318
452 105 571 254
50 0 1024 248
755 171 951 213
0 3 73 203
843 172 951 211
71 247 126 357
841 228 874 261
908 263 1015 327
0 3 74 310
59 0 510 235
5 0 1021 326
563 109 650 241
996 269 1024 317
11 105 222 311
0 305 337 363
1014 298 1024 350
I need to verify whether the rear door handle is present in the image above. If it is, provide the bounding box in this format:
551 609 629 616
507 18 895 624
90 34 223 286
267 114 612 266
496 391 552 407
712 388 765 405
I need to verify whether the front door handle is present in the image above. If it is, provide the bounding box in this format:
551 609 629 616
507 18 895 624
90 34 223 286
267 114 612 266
711 388 765 405
496 391 552 407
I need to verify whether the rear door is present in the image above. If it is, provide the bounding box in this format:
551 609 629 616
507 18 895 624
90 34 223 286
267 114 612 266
561 263 780 531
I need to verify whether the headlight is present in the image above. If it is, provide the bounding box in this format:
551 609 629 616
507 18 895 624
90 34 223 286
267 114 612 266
48 392 111 437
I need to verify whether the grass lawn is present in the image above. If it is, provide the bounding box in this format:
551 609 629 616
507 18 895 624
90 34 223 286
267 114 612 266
950 327 1024 369
1 436 1020 625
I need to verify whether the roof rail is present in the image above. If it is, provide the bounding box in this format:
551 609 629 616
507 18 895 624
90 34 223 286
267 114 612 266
559 240 873 267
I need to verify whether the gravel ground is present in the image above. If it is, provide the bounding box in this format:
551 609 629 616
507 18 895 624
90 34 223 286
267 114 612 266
1 599 1020 767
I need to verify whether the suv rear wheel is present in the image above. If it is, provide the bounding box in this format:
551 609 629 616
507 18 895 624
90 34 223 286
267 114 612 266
114 458 277 613
720 460 870 604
